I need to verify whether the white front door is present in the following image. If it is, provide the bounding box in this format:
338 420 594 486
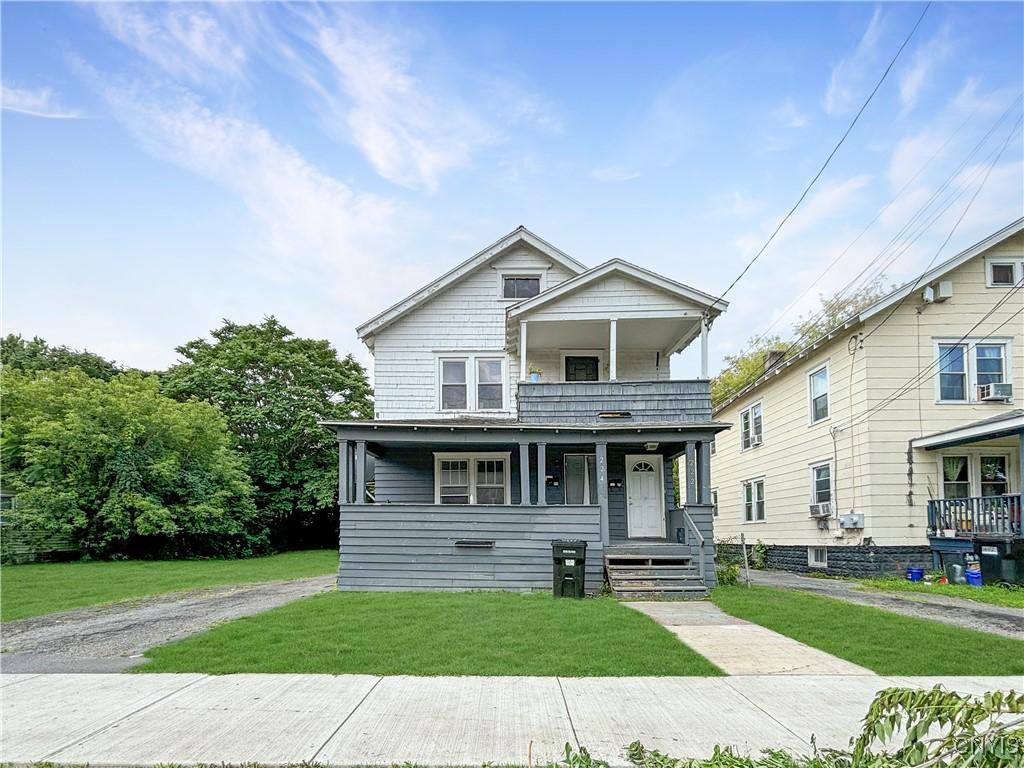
626 454 665 538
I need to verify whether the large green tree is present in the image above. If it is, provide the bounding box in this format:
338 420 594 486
162 318 372 547
1 369 262 558
1 334 122 380
712 277 891 406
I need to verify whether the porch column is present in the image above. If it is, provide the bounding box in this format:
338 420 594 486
685 442 698 504
519 442 531 505
355 440 367 504
698 441 712 504
596 441 609 544
700 315 709 379
519 321 528 381
536 442 547 506
338 439 351 505
609 318 618 381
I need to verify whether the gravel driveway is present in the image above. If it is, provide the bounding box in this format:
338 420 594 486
0 576 335 673
749 570 1024 640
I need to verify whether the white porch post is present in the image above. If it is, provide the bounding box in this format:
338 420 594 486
355 440 367 504
700 315 709 379
519 442 531 505
536 442 546 506
609 319 618 381
519 321 528 381
596 442 609 543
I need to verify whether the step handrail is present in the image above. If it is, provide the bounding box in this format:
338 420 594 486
681 507 706 583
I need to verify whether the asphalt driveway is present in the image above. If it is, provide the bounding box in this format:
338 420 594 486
0 576 334 673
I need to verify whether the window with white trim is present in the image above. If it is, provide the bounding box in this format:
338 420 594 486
502 275 541 299
808 547 827 568
711 488 718 517
810 461 832 505
935 340 1010 402
808 365 829 423
437 354 506 411
740 402 763 449
742 478 765 522
980 455 1009 497
941 455 969 499
564 454 597 505
434 453 511 505
985 257 1023 288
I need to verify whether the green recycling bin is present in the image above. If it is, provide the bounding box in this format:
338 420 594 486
552 539 587 598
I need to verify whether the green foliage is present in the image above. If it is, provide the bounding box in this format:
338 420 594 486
548 686 1023 767
162 317 372 548
1 369 263 558
860 576 1024 609
750 539 769 570
1 333 122 380
712 277 891 407
716 563 741 586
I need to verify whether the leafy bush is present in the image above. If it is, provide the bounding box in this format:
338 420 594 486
750 539 769 570
716 563 741 586
549 685 1024 767
1 369 264 558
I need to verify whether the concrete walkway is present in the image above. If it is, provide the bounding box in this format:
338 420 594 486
625 601 872 675
749 570 1024 640
0 576 335 673
2 673 1018 766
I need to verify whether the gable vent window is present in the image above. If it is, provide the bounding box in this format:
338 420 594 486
503 275 541 299
986 259 1022 288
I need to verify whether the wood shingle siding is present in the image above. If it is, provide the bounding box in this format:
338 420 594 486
517 380 712 423
338 504 603 591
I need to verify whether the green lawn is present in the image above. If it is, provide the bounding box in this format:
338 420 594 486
859 576 1024 609
712 585 1024 676
138 590 723 676
0 550 337 622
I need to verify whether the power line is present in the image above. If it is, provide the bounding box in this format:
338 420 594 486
707 2 932 312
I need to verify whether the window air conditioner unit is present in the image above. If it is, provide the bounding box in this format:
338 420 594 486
749 435 763 447
809 502 832 518
978 383 1012 402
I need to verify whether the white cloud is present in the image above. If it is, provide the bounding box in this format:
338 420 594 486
1 83 81 119
94 4 246 83
589 165 641 182
898 28 953 112
951 77 1020 116
774 98 808 128
824 7 885 115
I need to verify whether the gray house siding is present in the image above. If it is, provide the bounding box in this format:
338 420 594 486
517 381 712 424
339 504 603 592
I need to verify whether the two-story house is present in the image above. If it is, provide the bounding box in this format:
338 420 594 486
712 219 1024 580
323 227 729 596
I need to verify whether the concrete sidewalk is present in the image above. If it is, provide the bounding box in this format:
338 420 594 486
625 601 872 675
2 673 1019 766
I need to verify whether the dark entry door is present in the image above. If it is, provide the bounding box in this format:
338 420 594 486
564 356 600 382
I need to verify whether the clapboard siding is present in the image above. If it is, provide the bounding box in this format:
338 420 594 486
372 246 576 420
339 504 603 591
517 380 712 423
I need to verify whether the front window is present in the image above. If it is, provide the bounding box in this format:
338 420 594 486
980 456 1009 497
476 359 503 410
441 360 467 409
743 478 765 522
811 462 832 504
435 453 510 504
936 341 1009 401
502 275 541 299
740 402 763 449
809 365 829 423
564 454 597 505
942 456 969 499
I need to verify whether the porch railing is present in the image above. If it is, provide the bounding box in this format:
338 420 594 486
681 507 706 583
927 496 1023 539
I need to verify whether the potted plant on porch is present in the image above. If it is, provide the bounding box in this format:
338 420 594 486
528 366 543 383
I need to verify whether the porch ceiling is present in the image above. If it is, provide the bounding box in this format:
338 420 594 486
509 316 699 354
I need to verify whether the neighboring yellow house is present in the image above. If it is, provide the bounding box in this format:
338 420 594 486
711 219 1024 578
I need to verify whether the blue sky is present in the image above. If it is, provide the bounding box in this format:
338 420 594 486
3 2 1022 375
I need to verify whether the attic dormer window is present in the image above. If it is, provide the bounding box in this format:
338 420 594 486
502 275 541 299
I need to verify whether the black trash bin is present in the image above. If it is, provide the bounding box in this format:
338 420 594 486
552 539 587 598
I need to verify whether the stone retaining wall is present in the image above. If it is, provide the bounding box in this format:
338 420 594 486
716 542 932 577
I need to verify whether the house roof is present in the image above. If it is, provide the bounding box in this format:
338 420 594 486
506 259 729 320
713 218 1024 415
356 226 587 345
911 409 1024 450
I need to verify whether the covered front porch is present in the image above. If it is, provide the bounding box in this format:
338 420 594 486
325 421 722 592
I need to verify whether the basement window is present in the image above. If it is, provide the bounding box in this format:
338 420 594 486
808 547 828 568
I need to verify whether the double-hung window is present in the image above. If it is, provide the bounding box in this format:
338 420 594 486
742 478 765 522
502 275 541 299
711 488 719 517
564 454 597 505
740 402 763 449
435 453 510 505
439 355 505 411
936 340 1010 402
980 456 1009 497
810 461 832 505
940 454 1012 499
808 365 829 423
941 456 970 499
